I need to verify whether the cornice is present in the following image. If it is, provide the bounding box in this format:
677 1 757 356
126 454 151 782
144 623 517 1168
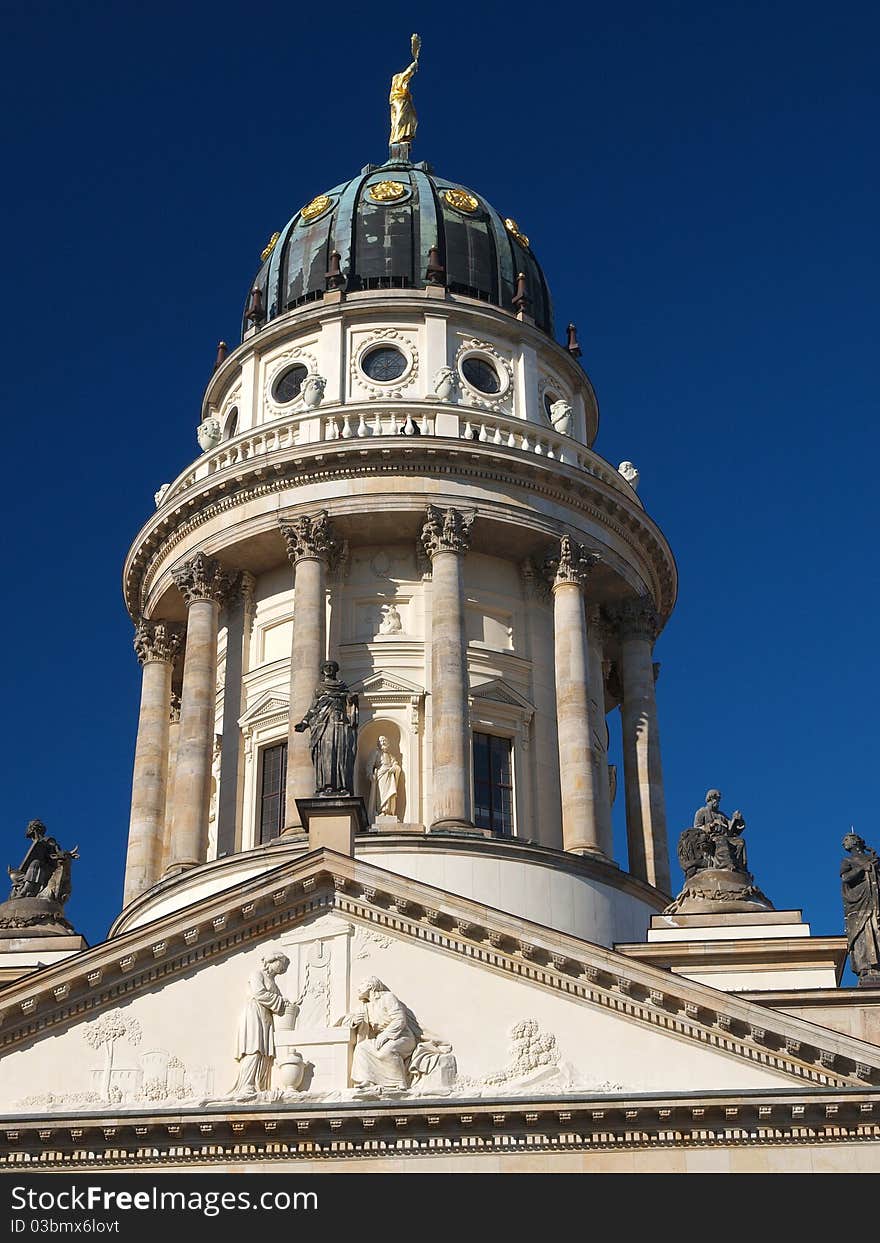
4 1088 880 1169
123 445 676 623
1 851 877 1094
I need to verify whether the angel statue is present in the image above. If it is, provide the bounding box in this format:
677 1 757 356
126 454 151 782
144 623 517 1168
389 34 421 148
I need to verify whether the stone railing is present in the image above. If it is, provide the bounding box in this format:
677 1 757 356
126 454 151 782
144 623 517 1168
161 405 639 508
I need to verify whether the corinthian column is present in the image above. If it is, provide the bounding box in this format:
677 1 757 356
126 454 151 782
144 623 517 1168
547 536 606 856
280 511 339 829
610 596 670 893
421 505 474 830
123 620 183 904
166 552 239 874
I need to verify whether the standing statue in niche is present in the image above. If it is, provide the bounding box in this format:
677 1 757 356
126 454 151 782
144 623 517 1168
664 789 773 914
369 736 403 821
228 953 294 1100
294 661 359 796
0 820 80 933
841 833 880 986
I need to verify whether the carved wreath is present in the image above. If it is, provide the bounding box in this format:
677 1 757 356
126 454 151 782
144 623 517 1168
454 338 514 411
350 328 419 400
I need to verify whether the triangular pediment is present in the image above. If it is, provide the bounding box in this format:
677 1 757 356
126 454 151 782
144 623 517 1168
238 690 289 730
470 677 534 716
1 850 877 1137
350 671 425 697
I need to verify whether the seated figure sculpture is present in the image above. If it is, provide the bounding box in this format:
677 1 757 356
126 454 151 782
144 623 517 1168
665 789 773 914
0 820 80 934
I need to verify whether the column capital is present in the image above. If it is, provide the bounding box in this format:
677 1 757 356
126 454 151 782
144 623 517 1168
279 510 339 566
172 552 240 608
133 619 184 666
545 534 600 591
420 505 474 559
606 595 661 642
520 557 552 602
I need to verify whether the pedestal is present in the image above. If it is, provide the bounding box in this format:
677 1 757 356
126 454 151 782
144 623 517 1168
0 930 88 985
616 910 846 993
296 796 368 856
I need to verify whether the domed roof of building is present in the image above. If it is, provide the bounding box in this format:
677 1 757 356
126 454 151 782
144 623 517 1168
243 158 553 338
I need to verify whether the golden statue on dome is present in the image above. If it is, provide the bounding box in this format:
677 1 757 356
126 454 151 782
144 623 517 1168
389 33 421 148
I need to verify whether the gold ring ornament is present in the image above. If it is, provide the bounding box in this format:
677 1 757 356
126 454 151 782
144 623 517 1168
300 194 332 222
369 180 408 202
504 217 530 248
260 231 280 262
444 188 479 214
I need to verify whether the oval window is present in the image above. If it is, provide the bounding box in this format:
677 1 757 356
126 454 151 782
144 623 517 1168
461 355 501 394
224 407 239 439
361 345 408 382
543 392 559 421
272 365 308 404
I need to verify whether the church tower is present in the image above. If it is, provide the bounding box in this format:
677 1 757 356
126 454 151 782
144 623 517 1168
119 59 677 942
6 45 875 1176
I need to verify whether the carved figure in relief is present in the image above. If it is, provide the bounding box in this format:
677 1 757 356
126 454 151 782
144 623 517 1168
336 976 456 1096
301 373 326 409
841 833 880 986
228 953 294 1099
368 736 402 820
378 602 403 635
548 398 572 436
294 661 359 796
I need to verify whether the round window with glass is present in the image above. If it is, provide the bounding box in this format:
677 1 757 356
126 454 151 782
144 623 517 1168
361 345 408 383
271 364 308 404
460 354 503 395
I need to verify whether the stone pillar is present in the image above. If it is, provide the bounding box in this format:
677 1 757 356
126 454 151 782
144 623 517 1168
611 597 670 893
123 620 183 904
548 536 606 856
216 572 256 857
160 692 181 874
586 605 614 859
166 552 239 874
280 512 339 829
421 505 474 830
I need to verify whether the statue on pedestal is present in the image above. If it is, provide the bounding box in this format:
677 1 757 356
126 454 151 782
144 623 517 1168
294 661 359 796
664 789 773 914
0 820 80 935
841 833 880 987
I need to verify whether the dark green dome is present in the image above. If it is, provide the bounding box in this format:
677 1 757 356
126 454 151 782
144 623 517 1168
243 159 553 338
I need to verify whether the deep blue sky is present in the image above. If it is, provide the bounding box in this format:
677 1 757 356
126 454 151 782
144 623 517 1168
1 2 877 978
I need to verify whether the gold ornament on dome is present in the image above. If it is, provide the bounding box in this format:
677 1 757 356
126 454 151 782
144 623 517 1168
369 179 407 203
504 217 530 248
300 194 332 222
260 231 280 262
389 33 421 147
444 188 479 214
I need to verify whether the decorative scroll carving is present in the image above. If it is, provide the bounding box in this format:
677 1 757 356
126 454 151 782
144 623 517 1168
133 620 184 666
606 595 661 641
279 510 339 566
172 552 240 608
420 505 474 559
544 534 600 590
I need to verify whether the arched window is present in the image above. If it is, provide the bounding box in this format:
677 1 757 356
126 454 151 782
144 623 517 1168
224 407 238 439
